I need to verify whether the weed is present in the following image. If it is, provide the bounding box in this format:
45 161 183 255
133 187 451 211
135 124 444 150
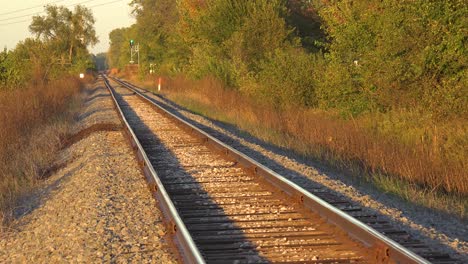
0 78 81 227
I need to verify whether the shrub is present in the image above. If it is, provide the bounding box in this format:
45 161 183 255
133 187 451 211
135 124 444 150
243 48 318 108
0 78 81 225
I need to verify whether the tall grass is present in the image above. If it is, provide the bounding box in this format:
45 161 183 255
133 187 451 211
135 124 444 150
0 78 81 226
135 75 467 218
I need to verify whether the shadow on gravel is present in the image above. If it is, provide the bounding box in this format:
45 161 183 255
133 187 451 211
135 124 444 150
77 107 116 121
13 162 85 222
84 93 110 104
134 89 466 260
84 85 106 98
114 89 269 263
63 83 123 149
61 123 122 149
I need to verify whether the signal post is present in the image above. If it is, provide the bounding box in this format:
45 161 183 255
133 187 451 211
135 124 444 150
129 39 139 65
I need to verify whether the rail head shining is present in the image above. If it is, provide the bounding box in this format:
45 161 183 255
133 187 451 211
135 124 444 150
109 75 431 264
102 75 205 264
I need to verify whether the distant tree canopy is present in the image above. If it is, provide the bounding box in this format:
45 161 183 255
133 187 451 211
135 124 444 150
0 4 97 89
107 0 467 119
108 26 137 69
94 53 108 71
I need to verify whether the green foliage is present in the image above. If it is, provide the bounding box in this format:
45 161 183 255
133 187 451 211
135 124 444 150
0 49 23 88
108 27 134 69
30 5 98 66
244 48 318 108
131 0 184 76
226 0 294 71
108 0 467 119
311 0 467 118
0 39 53 88
179 0 296 87
1 4 98 88
104 0 468 200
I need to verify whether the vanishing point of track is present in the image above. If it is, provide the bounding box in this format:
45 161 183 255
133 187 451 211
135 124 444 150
101 75 455 264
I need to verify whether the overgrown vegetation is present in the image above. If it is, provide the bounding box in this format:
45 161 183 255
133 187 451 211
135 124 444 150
0 4 97 226
0 79 81 226
109 0 467 216
130 75 466 218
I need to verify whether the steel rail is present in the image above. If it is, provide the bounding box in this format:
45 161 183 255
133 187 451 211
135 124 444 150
102 76 205 264
106 75 431 264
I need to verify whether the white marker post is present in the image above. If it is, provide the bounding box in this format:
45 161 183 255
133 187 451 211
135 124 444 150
79 73 84 79
158 77 162 91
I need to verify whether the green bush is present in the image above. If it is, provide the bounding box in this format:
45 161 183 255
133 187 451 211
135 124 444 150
247 48 318 108
312 0 467 118
113 0 466 119
179 0 295 89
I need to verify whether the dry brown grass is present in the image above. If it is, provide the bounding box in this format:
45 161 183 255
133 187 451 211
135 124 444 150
0 78 82 227
133 74 467 218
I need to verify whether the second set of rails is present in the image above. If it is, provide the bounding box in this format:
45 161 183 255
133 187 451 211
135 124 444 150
101 75 455 263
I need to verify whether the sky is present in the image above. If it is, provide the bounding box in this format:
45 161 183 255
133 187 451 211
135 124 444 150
0 0 135 54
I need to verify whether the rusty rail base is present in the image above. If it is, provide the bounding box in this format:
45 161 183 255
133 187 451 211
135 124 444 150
102 76 205 264
108 75 432 264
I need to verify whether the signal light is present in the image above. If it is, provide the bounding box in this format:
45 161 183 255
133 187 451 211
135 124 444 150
130 39 134 47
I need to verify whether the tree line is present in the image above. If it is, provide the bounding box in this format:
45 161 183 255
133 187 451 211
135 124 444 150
0 5 97 89
108 0 466 120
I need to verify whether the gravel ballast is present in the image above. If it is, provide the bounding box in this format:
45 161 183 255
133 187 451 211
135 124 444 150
125 79 467 262
0 80 178 263
110 80 374 262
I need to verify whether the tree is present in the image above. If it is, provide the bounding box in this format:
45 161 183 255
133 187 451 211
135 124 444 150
108 26 137 69
176 0 295 86
29 5 98 66
129 0 182 74
94 53 108 71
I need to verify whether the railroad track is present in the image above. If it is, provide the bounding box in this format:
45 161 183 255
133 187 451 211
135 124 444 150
101 75 455 263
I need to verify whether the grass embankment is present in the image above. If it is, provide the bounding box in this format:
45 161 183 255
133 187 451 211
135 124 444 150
130 74 467 219
0 78 82 228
